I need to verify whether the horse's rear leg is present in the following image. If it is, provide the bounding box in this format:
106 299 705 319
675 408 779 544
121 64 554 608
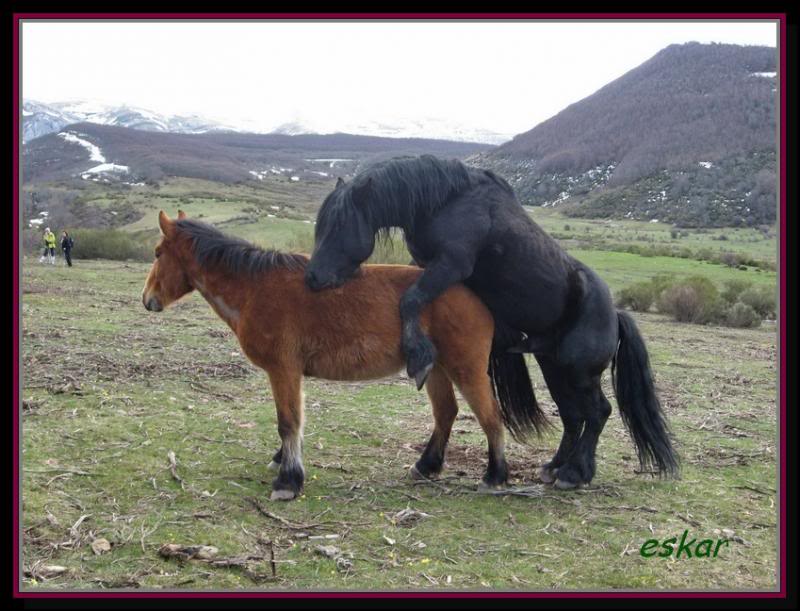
266 368 305 501
452 370 509 489
411 365 458 480
536 356 612 488
535 355 584 484
555 375 612 489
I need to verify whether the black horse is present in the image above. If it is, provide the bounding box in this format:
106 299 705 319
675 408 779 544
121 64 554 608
305 155 678 488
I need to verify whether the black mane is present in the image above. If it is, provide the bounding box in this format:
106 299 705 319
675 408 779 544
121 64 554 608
176 219 308 276
317 155 507 236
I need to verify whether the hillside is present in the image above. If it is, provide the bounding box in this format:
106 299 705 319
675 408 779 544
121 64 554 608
22 123 492 185
470 43 777 227
21 123 492 233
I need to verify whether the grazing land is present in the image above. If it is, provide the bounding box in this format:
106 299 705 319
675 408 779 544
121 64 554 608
20 203 778 591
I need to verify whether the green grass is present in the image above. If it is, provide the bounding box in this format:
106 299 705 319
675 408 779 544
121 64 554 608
21 252 778 591
530 207 777 265
566 249 776 295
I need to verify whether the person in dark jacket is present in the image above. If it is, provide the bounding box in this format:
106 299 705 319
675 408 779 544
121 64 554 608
61 231 74 267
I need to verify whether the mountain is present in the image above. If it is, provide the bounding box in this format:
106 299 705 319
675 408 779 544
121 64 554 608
22 122 494 185
22 100 511 145
22 100 239 143
271 116 512 145
470 43 777 227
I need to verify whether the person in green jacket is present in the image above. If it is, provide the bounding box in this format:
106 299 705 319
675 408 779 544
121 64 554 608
40 227 56 265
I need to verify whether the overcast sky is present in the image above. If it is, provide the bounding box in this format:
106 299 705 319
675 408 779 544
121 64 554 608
22 20 778 139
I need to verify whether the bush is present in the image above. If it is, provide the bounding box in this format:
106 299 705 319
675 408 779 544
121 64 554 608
726 302 762 328
616 282 655 312
70 228 153 262
719 252 740 267
721 279 753 304
739 286 776 319
616 274 676 313
657 276 722 324
286 227 411 265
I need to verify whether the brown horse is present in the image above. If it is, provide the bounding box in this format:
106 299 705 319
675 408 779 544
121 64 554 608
142 210 526 501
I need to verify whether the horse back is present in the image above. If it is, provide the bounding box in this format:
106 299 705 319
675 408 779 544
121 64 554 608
242 265 493 382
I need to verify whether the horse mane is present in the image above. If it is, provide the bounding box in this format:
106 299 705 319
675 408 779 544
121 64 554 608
175 219 308 276
318 155 480 238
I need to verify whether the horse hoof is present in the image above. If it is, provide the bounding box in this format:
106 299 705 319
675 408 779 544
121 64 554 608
408 465 428 480
554 478 581 490
477 481 506 492
270 489 297 501
413 363 434 390
538 467 558 484
267 460 280 472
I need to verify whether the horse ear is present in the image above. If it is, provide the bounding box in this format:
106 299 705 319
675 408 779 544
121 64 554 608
177 209 187 220
158 210 175 237
335 177 345 189
351 177 373 204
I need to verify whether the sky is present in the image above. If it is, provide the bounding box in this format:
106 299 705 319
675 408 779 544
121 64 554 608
21 20 778 140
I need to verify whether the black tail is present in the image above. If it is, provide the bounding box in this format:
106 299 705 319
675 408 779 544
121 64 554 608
488 346 550 443
612 310 680 477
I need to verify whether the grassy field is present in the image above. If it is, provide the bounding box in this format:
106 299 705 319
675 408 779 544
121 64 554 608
21 246 778 592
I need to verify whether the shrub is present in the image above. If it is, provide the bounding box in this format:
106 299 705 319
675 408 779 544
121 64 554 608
70 228 153 262
726 302 762 328
616 282 655 312
657 276 721 324
286 227 411 265
563 224 571 231
739 286 776 319
721 279 753 304
719 252 740 267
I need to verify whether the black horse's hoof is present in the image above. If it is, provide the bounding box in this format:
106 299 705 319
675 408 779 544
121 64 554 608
413 362 434 390
406 339 437 390
551 463 590 489
270 488 298 501
538 466 558 484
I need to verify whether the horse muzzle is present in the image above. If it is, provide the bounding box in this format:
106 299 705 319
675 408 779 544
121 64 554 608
305 269 343 292
143 295 163 312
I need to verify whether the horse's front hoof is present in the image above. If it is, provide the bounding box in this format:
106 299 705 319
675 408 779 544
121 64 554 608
270 488 298 501
554 478 581 490
538 466 558 484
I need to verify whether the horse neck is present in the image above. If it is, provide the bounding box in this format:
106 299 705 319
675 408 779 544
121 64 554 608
186 262 251 332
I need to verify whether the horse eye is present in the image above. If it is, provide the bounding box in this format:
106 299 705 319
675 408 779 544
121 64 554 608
155 250 162 259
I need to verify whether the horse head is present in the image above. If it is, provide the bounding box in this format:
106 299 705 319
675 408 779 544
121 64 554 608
142 210 194 312
305 178 375 291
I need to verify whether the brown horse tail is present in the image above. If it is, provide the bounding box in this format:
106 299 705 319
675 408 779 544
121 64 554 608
488 323 550 442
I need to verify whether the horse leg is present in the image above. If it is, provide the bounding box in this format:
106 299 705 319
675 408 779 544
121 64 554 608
540 268 618 489
551 373 612 490
266 368 305 501
268 446 282 471
534 355 584 485
410 366 458 480
452 369 508 489
400 252 476 389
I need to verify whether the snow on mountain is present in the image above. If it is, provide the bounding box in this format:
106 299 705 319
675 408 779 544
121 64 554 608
22 100 237 143
270 115 510 144
23 99 509 145
58 130 130 180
